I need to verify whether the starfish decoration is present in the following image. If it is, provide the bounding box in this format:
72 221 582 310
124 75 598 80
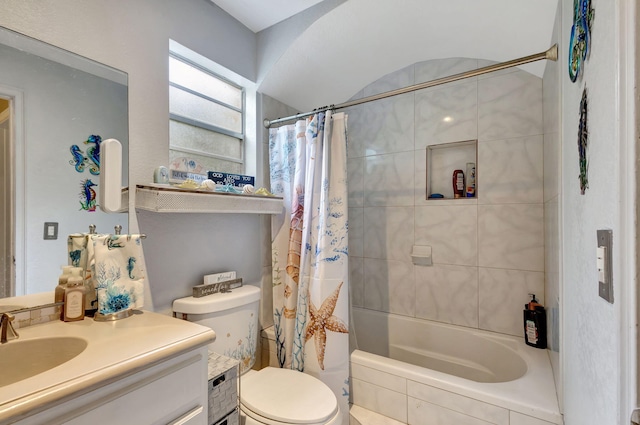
305 282 348 370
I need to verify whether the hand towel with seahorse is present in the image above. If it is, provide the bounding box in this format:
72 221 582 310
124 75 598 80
90 234 146 319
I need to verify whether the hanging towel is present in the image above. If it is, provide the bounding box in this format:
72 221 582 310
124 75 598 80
91 234 146 315
67 233 89 269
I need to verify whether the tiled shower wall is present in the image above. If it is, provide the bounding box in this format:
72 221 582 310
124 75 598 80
346 58 545 337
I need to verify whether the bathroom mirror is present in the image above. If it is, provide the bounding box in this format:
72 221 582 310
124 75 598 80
0 27 129 299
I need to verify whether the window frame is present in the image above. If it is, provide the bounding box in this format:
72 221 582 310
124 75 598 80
169 52 246 167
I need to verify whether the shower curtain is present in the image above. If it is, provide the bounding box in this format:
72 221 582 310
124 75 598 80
269 111 349 421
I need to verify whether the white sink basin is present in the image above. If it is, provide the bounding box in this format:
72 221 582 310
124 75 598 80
0 337 88 387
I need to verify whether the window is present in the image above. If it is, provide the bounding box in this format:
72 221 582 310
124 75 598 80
169 53 245 174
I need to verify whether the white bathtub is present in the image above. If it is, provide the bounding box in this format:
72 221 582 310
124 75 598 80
350 307 562 425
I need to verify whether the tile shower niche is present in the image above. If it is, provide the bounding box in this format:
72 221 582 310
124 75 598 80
426 140 477 200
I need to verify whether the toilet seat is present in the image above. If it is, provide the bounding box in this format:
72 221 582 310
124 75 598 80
240 405 341 425
240 367 339 425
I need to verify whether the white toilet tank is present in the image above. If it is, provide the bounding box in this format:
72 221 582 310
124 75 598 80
173 285 260 373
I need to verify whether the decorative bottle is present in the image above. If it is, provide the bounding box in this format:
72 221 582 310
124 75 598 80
465 162 476 197
452 169 464 198
63 267 86 322
523 294 547 349
55 266 74 320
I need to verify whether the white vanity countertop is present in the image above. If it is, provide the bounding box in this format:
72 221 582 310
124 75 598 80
0 311 215 423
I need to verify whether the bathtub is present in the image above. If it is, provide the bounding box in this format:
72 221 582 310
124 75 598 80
350 307 562 425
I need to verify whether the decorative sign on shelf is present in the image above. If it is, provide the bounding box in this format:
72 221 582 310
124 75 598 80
169 157 207 184
170 169 209 184
207 171 255 188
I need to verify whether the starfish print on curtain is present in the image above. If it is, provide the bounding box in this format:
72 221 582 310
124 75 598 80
270 112 350 424
305 282 348 370
269 121 307 368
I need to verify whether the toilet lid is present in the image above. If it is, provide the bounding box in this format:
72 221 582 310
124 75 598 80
241 367 338 424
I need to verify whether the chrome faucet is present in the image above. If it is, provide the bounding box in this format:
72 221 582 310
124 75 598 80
0 312 18 343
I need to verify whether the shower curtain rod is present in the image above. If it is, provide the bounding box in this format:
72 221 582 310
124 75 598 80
263 44 558 128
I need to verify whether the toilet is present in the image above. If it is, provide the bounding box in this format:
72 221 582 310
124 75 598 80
173 285 341 425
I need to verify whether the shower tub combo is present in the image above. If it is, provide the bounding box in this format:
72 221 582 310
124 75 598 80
350 307 562 425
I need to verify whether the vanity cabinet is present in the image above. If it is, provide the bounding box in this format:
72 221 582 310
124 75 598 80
14 346 209 425
0 309 214 425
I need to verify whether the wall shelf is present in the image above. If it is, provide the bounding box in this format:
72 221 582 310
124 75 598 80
130 184 283 214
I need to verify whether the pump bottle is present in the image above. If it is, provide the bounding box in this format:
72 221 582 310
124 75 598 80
62 267 86 322
55 266 74 320
523 294 547 349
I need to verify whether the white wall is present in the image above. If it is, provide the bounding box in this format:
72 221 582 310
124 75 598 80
560 0 637 423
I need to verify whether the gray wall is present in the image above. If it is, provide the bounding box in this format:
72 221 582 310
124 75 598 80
0 0 257 192
256 0 347 85
0 0 260 311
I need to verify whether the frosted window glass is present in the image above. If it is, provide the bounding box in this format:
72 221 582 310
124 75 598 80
169 150 242 174
169 57 242 109
170 86 242 133
170 120 241 160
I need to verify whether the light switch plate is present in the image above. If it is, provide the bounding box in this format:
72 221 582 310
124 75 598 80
597 229 613 303
43 222 58 240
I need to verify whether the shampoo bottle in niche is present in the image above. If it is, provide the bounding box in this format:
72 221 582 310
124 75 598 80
452 169 465 198
523 294 547 349
62 267 86 322
465 162 476 197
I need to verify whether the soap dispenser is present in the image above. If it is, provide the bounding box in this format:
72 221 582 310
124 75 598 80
523 294 547 349
62 267 86 322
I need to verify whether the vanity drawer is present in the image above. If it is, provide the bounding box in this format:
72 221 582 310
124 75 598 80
15 347 209 425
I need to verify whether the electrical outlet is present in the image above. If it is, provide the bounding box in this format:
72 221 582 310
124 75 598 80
597 229 613 303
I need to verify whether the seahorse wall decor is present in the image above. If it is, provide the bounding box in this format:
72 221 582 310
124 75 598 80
69 134 102 175
79 178 98 212
69 135 102 212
